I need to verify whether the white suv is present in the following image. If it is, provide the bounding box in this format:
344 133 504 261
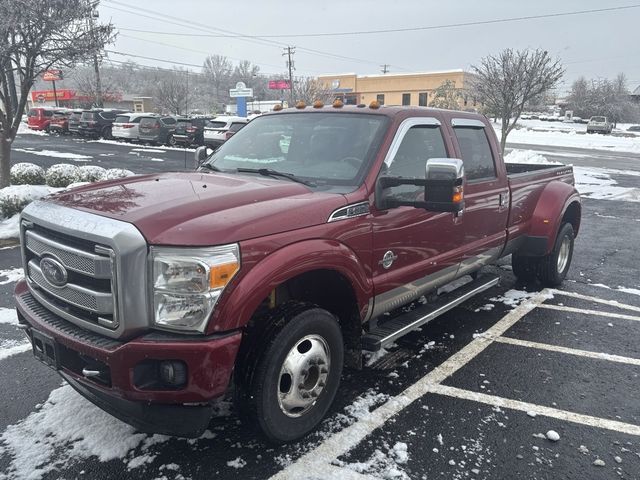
586 116 613 134
203 116 249 147
112 113 151 141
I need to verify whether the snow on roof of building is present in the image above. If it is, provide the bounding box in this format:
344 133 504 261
318 69 466 79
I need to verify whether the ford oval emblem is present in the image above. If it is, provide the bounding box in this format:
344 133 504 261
40 257 68 287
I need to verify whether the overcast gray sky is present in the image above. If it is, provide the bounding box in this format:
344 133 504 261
99 0 640 93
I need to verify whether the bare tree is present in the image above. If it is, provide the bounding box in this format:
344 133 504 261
0 0 114 187
294 77 335 105
203 54 232 107
153 70 191 115
429 80 462 110
71 67 118 108
232 60 260 87
471 49 563 154
567 73 639 124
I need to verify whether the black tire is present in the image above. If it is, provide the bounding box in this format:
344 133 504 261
167 134 176 146
234 303 343 443
538 223 574 287
102 126 112 139
512 254 538 283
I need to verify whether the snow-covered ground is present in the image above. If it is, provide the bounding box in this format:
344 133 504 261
13 148 92 161
496 119 640 154
505 149 640 203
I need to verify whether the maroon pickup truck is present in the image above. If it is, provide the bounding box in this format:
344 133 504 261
15 103 580 442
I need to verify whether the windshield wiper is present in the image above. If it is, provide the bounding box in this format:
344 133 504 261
236 168 315 187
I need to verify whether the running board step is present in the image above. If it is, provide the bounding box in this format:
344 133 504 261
362 274 500 352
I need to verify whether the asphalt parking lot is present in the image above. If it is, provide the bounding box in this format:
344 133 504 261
0 133 639 479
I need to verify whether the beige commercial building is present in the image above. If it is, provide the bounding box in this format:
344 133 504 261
317 70 475 109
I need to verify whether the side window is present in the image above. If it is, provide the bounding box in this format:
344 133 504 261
453 127 496 181
162 117 177 125
383 125 447 200
44 111 54 117
229 122 246 133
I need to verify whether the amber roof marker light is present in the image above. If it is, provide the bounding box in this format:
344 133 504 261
313 100 324 108
295 101 306 109
332 99 344 108
369 100 381 109
272 104 283 111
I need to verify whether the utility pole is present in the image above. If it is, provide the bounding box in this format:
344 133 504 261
86 0 103 107
380 64 390 74
283 46 295 105
185 69 189 115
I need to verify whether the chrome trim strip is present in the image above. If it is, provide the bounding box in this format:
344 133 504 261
451 118 485 128
327 201 370 223
371 264 458 319
21 201 149 339
25 229 112 278
374 276 500 348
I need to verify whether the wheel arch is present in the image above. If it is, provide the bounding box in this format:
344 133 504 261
521 180 581 256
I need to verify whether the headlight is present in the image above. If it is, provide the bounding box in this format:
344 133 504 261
151 244 240 332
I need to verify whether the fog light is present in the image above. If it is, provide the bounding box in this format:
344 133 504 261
159 360 187 387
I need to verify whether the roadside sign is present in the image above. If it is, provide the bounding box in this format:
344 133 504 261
42 69 63 81
230 86 253 98
269 80 291 90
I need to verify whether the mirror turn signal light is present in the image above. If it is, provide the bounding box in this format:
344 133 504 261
452 186 464 203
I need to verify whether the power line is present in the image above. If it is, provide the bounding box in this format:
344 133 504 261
101 0 408 71
115 4 640 38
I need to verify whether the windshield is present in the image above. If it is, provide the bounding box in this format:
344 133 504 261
204 112 388 189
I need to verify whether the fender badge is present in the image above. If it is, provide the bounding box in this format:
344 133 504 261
379 250 398 269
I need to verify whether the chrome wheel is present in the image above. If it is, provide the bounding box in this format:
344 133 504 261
557 235 571 273
277 334 330 418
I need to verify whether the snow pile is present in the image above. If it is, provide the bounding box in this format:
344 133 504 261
334 442 410 479
0 267 23 285
0 306 19 324
0 385 171 480
504 149 562 165
77 165 107 182
103 168 135 180
13 148 92 161
490 289 537 307
16 123 47 136
0 184 57 219
10 163 46 185
45 164 81 188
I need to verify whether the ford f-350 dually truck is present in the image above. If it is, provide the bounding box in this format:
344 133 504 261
15 102 580 442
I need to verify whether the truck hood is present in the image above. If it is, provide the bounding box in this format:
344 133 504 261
49 172 348 245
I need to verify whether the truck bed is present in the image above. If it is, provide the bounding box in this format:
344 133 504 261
506 162 575 230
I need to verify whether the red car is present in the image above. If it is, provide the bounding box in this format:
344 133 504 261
15 105 581 442
49 111 71 134
26 107 57 131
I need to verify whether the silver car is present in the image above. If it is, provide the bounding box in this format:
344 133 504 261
112 113 150 141
203 116 249 147
587 116 613 134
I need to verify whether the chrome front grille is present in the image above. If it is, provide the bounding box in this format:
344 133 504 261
20 200 150 339
23 225 118 330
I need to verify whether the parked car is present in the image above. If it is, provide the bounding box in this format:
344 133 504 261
49 110 71 135
26 107 56 131
112 113 149 142
173 116 215 147
15 105 581 442
78 109 128 138
627 125 640 132
203 116 249 147
587 116 613 134
67 110 84 135
138 116 178 145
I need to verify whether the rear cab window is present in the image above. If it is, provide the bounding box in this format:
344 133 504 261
452 119 496 181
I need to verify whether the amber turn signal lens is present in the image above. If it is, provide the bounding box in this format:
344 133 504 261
210 262 239 289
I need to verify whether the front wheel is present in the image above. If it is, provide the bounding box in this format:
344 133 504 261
167 134 176 146
235 304 344 443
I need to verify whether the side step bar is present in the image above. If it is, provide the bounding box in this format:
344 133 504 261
362 274 500 352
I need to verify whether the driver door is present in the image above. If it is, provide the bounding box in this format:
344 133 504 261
369 118 465 319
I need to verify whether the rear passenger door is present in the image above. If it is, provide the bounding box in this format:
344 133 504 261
451 118 509 274
370 118 465 318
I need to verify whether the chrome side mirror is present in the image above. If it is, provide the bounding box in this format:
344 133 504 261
194 145 209 166
424 158 465 213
